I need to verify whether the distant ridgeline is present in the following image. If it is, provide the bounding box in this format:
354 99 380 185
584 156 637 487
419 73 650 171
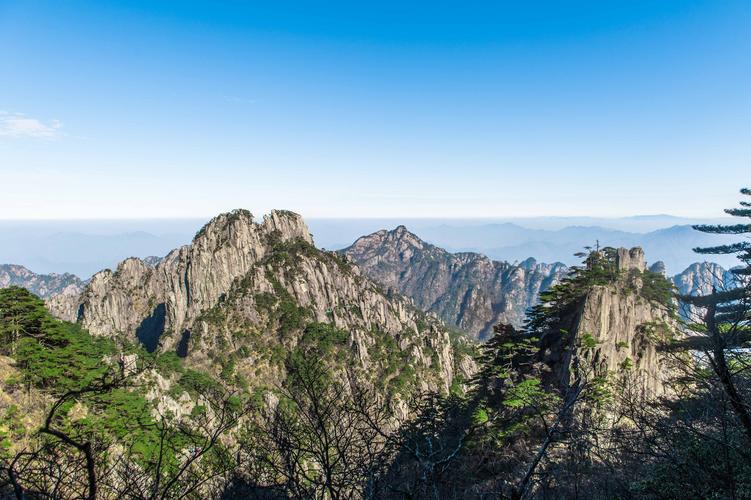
2 226 737 342
0 264 84 299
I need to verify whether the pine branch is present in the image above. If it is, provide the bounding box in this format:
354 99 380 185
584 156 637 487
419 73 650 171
693 224 751 234
724 208 751 218
693 242 751 255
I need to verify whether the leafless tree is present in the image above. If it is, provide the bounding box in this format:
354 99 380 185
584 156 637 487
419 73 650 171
240 359 395 500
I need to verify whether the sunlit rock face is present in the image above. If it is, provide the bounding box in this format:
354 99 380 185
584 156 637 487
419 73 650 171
672 261 736 320
539 247 679 399
60 210 314 342
48 209 474 395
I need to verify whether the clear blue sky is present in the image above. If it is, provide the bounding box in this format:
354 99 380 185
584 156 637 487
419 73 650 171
1 1 749 219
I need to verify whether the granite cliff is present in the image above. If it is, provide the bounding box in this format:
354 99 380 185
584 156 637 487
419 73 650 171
48 210 472 395
535 247 679 398
671 261 736 320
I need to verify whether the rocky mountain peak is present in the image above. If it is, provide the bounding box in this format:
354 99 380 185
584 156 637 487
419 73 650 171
348 226 433 265
264 209 314 244
343 228 567 339
616 246 646 272
192 209 313 249
538 247 679 398
393 224 409 235
672 261 735 321
45 210 470 395
60 209 316 340
673 261 731 294
519 257 538 270
0 264 85 299
385 225 427 249
649 261 667 275
76 209 313 335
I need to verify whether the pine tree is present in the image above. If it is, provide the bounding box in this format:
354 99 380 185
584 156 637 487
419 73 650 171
693 187 751 275
682 186 751 444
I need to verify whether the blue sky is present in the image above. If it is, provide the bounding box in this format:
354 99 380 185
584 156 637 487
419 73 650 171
0 1 749 219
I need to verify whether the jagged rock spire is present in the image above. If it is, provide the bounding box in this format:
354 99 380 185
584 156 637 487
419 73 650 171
616 247 646 272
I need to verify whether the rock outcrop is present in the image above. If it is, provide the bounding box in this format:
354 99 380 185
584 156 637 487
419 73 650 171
674 262 735 295
0 264 84 299
648 261 667 275
616 247 646 272
634 259 739 321
49 210 472 394
61 209 313 340
341 226 567 340
538 247 678 398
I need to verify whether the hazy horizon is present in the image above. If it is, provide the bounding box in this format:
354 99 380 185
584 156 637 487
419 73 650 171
0 213 736 221
0 213 741 277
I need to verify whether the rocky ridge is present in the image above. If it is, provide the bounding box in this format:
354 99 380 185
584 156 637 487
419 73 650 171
48 210 472 394
0 264 84 299
671 261 737 320
342 226 567 340
342 227 736 341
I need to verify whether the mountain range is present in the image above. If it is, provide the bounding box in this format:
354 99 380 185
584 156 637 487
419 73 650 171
0 216 738 278
406 223 740 273
0 264 84 299
342 226 734 339
342 226 567 339
4 221 734 342
1 208 745 498
47 209 471 394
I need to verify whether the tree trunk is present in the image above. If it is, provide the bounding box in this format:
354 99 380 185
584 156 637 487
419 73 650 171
706 301 751 446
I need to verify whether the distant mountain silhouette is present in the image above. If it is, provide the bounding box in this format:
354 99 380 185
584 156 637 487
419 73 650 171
0 217 738 277
414 224 739 273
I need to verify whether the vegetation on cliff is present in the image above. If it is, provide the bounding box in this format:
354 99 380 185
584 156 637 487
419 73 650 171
0 287 248 499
